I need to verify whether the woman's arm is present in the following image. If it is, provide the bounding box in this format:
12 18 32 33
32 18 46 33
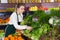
10 13 27 30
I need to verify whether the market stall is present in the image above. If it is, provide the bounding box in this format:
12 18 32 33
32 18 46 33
0 0 60 40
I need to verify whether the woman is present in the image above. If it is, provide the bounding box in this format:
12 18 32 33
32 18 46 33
5 3 32 37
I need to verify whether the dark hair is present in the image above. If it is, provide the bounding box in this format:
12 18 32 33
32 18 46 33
17 3 25 8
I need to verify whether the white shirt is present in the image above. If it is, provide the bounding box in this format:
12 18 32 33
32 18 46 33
8 12 27 30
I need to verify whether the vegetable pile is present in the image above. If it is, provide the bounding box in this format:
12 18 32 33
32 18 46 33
21 10 51 40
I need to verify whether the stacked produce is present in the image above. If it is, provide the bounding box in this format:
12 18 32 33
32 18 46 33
7 8 15 12
0 17 10 24
29 6 38 11
4 30 24 40
21 10 51 40
48 7 59 10
0 30 4 37
4 34 24 40
3 9 60 40
1 9 60 40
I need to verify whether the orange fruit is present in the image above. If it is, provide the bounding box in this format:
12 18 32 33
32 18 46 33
16 30 22 36
8 34 13 38
10 37 15 40
4 37 9 40
5 17 10 23
14 36 18 40
0 18 3 24
17 33 21 36
18 37 24 40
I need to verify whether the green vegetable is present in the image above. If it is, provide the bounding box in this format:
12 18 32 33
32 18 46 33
21 10 52 40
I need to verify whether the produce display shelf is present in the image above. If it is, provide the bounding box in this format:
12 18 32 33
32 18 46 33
0 25 7 30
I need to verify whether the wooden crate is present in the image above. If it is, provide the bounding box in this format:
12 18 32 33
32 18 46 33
8 0 12 3
37 0 41 3
26 0 28 3
11 0 15 3
22 0 25 3
15 0 19 3
54 0 58 2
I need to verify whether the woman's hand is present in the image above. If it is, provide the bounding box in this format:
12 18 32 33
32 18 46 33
26 26 32 31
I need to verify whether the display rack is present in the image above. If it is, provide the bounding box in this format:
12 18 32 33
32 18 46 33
0 0 60 3
0 0 60 12
8 0 41 3
6 0 60 3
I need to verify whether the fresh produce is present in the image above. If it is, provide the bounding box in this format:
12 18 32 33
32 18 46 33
4 17 10 23
4 37 9 40
4 35 24 40
23 24 51 40
21 10 51 40
49 16 60 26
29 6 38 11
4 30 24 40
39 7 48 10
0 17 10 24
50 9 60 18
7 8 15 12
48 7 59 10
3 9 60 40
0 30 4 37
